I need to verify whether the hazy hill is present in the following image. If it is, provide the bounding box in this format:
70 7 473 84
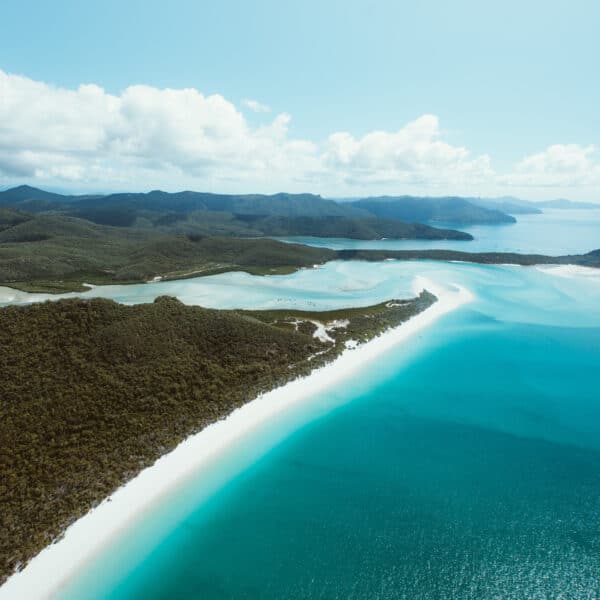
468 196 543 215
349 196 517 225
0 214 336 289
471 196 600 212
537 198 600 209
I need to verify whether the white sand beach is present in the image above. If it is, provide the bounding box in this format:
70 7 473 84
0 277 473 600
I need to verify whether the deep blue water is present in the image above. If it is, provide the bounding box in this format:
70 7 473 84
53 257 600 599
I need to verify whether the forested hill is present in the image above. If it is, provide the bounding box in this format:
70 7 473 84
0 214 337 292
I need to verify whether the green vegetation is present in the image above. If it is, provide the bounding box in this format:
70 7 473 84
0 290 435 583
241 292 435 346
0 215 337 292
0 208 33 232
335 248 600 268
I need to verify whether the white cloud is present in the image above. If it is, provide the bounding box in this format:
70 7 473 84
500 144 600 188
241 98 271 113
0 70 318 189
323 115 494 187
0 68 598 198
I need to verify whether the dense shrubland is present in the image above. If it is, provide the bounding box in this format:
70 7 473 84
0 291 434 582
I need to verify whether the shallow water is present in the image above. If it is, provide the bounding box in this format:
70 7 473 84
49 257 600 599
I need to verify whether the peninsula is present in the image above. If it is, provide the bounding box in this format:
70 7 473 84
0 289 436 584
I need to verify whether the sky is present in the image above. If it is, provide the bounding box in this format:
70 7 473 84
0 0 599 200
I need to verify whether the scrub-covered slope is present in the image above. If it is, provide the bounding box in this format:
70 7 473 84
0 291 435 583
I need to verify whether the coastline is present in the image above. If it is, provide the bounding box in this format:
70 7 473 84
0 276 474 600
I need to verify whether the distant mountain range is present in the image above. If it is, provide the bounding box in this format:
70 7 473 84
347 196 517 225
471 196 600 213
333 194 599 215
0 186 474 240
535 198 600 209
1 186 597 243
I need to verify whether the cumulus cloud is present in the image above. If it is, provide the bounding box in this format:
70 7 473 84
323 115 494 187
0 68 597 197
241 98 271 113
500 144 600 188
0 69 319 189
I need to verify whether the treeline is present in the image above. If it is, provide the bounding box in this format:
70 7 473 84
335 248 600 268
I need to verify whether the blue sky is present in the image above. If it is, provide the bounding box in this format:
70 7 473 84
0 0 598 199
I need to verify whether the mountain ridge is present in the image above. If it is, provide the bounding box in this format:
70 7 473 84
0 186 472 241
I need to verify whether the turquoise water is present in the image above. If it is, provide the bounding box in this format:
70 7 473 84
51 257 600 599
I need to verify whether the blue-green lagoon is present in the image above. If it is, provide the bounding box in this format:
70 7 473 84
44 259 600 600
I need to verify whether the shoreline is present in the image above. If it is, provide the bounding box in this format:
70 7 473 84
535 264 600 279
0 276 474 600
